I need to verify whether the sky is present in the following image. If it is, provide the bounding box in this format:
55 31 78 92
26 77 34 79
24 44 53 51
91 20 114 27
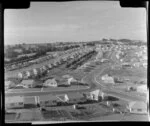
4 1 147 45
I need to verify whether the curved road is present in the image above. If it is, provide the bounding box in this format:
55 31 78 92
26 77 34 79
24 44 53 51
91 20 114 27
5 50 146 102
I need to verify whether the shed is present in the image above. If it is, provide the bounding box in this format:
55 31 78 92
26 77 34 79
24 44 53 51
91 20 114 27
128 101 147 114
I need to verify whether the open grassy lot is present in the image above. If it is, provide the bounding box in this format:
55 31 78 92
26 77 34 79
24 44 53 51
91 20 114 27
41 102 115 121
16 109 42 121
121 114 149 121
42 109 74 121
102 66 147 83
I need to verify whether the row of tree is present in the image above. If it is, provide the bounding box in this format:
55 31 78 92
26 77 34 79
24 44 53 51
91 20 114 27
66 50 96 69
71 51 97 70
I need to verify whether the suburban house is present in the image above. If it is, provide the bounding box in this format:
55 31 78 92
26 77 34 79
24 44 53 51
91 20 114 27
47 63 52 69
42 65 48 71
43 78 58 87
18 72 24 79
127 101 147 114
52 61 58 67
5 81 16 90
39 67 45 74
67 77 77 85
25 70 31 78
101 74 115 84
83 89 104 101
5 96 24 109
33 68 42 76
18 71 32 79
33 68 39 76
20 79 36 88
57 75 76 86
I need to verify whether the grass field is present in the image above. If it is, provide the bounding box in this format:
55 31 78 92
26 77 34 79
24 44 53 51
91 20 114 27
102 66 147 83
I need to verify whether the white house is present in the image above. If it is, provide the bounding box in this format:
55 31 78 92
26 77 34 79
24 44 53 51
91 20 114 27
90 89 100 101
83 89 104 101
5 96 24 109
127 101 147 114
101 74 114 84
20 79 36 88
43 78 57 87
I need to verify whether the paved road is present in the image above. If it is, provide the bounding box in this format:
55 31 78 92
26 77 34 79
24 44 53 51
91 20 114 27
5 49 146 102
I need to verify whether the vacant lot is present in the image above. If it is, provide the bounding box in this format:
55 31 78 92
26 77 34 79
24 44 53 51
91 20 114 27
103 66 147 83
17 109 42 121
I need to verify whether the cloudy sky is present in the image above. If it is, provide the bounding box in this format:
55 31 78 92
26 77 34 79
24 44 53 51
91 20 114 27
4 1 146 45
